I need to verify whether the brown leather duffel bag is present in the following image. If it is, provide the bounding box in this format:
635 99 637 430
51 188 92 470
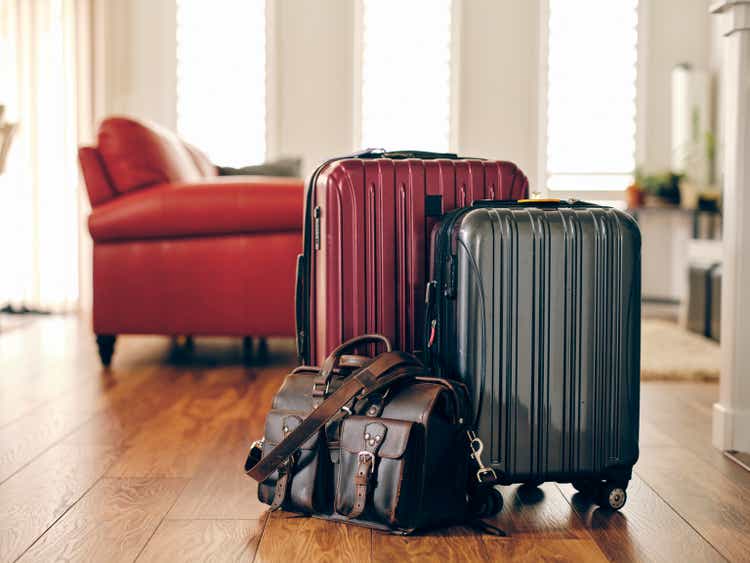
244 335 503 534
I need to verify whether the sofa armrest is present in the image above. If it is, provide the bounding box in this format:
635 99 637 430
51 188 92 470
88 176 304 243
79 146 117 206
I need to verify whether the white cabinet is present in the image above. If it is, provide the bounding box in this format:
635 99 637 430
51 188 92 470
636 208 694 302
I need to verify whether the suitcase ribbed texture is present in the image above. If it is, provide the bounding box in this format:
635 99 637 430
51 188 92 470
432 204 640 483
299 157 528 365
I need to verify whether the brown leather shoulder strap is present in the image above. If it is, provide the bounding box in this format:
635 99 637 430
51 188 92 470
245 351 419 483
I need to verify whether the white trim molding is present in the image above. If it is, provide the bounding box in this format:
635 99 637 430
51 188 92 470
711 0 750 452
449 0 462 153
265 0 279 160
536 0 550 196
351 0 364 149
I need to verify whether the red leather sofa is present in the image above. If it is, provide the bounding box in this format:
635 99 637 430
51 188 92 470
79 116 303 366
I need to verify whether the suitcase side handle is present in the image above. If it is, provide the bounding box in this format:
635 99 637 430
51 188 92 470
294 254 306 363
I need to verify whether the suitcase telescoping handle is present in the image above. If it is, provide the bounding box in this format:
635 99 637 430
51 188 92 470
471 197 601 208
355 149 461 160
381 150 459 160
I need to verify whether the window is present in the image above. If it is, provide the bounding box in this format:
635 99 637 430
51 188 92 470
176 0 266 166
359 0 453 151
543 0 639 192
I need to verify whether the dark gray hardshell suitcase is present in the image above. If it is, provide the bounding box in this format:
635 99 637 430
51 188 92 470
426 200 641 510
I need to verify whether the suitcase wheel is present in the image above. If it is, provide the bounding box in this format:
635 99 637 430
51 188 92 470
470 487 504 518
572 480 596 495
598 482 627 511
572 480 627 511
522 479 543 488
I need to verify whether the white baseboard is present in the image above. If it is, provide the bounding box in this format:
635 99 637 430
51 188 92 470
713 402 750 452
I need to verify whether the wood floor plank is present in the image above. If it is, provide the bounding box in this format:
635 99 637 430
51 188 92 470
168 419 270 520
0 443 118 562
18 478 186 563
640 382 750 488
255 514 371 562
636 446 750 562
558 474 725 563
0 317 122 427
639 418 680 447
481 539 608 562
372 526 487 563
137 519 264 563
0 367 160 483
489 483 591 539
59 367 209 448
5 318 750 563
104 376 257 479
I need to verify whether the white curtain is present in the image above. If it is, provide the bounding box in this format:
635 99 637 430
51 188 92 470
0 0 93 312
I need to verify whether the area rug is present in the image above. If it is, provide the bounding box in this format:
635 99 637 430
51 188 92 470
641 318 720 381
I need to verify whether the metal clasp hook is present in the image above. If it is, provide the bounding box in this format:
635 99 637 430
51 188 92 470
467 430 497 484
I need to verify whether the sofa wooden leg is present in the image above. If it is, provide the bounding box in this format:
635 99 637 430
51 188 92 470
257 338 269 363
242 336 253 364
96 334 116 367
175 335 194 351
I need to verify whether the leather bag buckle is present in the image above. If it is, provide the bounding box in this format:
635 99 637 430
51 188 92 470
312 381 329 397
357 451 375 472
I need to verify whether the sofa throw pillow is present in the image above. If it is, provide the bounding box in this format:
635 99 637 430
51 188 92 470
217 156 302 178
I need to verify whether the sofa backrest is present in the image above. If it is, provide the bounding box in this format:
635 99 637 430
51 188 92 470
92 116 216 197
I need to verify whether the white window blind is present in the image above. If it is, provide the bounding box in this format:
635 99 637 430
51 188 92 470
360 0 453 152
176 0 266 167
545 0 639 191
0 0 83 311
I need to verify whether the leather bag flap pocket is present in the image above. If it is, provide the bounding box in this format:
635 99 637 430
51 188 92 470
340 416 414 459
264 410 318 450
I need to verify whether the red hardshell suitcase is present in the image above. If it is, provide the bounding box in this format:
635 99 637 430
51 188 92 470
295 150 529 365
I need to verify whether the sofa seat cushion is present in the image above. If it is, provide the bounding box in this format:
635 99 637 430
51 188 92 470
88 177 304 243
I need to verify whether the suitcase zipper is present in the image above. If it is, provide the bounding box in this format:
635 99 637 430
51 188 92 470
446 253 458 299
423 207 468 369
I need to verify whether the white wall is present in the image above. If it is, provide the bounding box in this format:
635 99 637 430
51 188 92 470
97 0 716 189
97 0 177 129
272 0 355 175
457 0 541 190
641 0 714 173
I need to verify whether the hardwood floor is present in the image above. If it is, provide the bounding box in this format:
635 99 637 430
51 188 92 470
1 316 748 562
